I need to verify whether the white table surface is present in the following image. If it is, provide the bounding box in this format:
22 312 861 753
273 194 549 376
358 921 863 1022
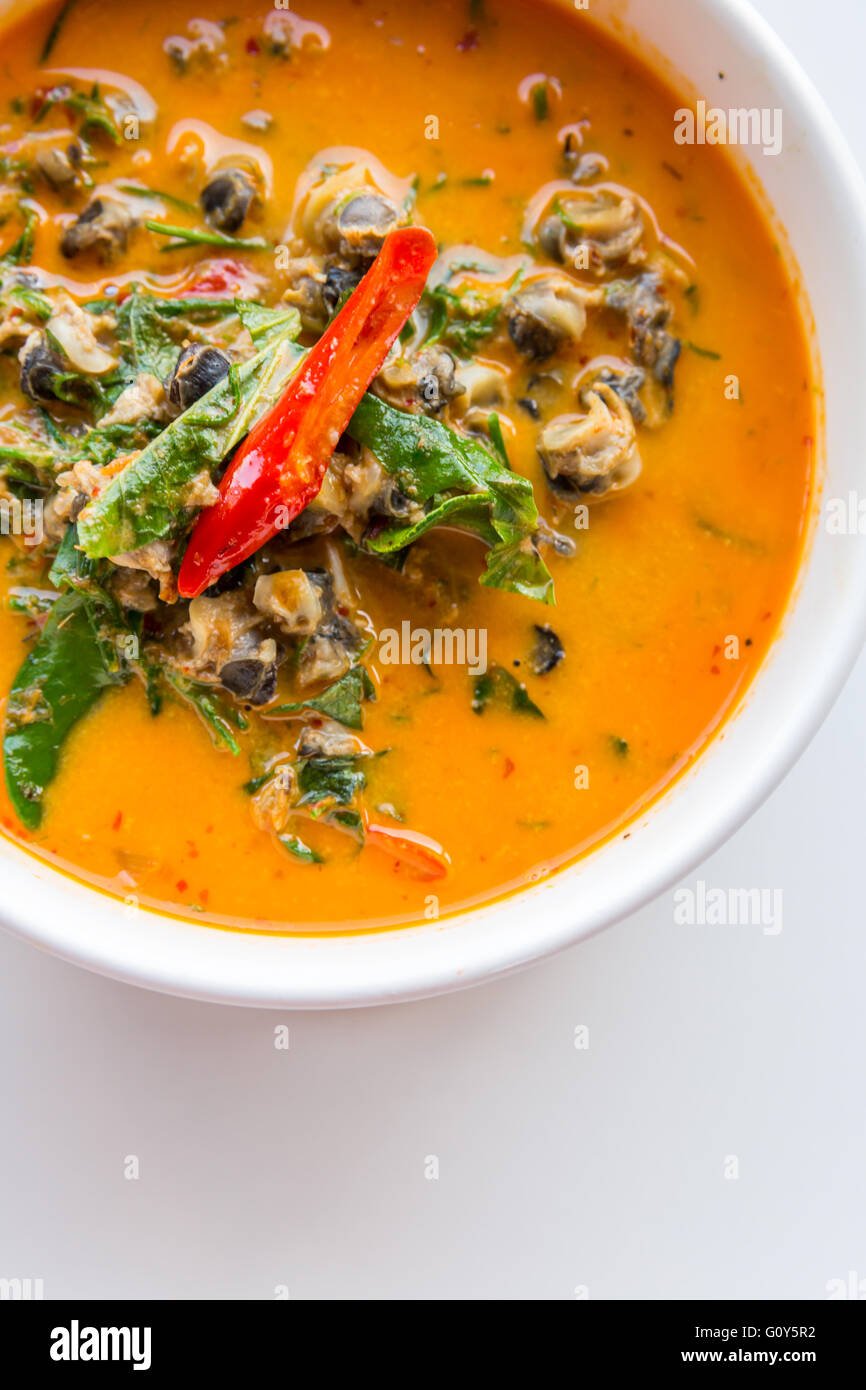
1 0 864 1301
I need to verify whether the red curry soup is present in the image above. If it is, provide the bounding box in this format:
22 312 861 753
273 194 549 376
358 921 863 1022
0 0 815 930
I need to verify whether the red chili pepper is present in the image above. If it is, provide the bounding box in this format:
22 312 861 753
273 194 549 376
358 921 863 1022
364 814 450 882
177 226 437 598
181 257 249 297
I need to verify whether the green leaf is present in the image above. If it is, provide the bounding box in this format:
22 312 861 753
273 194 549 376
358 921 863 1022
125 291 180 379
48 523 96 593
328 807 364 840
364 493 495 554
480 539 554 604
269 666 373 730
235 299 302 345
279 833 324 864
0 423 58 485
1 208 36 266
164 671 248 755
71 419 164 469
486 412 509 467
422 282 501 354
141 654 163 716
3 591 129 828
471 663 544 719
610 735 629 757
346 393 554 603
98 291 238 322
6 588 58 617
531 81 550 121
37 406 74 449
242 773 271 795
35 83 120 143
3 286 52 321
78 335 304 557
296 755 368 810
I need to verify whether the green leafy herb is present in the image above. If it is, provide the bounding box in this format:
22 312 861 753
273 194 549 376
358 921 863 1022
37 406 73 449
531 81 549 121
1 207 37 266
610 735 629 757
269 666 374 730
115 183 199 215
43 364 122 414
472 664 544 719
139 647 164 717
6 588 59 617
35 83 120 143
402 173 421 216
3 285 52 320
687 341 721 360
552 195 584 234
346 393 554 603
3 590 130 828
423 282 501 354
164 671 248 755
69 419 163 469
234 299 302 345
695 516 764 555
145 220 271 253
329 807 364 839
120 289 180 380
486 412 509 467
242 773 271 796
48 522 97 593
296 755 368 811
39 0 78 63
246 753 369 859
0 424 58 488
78 333 303 557
279 834 324 864
91 290 237 323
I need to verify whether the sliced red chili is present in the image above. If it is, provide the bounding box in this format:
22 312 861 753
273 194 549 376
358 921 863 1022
364 813 450 881
177 225 437 598
182 257 249 297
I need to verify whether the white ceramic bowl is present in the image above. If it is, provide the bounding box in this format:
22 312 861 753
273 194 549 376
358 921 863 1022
1 0 865 1007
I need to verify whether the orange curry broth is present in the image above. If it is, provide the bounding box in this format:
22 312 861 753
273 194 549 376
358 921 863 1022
0 0 815 930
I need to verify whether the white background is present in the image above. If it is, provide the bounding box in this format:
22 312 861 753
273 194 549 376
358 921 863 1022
1 0 864 1300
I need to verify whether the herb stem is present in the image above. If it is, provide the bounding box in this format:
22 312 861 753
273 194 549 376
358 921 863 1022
118 184 199 215
144 220 271 252
39 0 77 63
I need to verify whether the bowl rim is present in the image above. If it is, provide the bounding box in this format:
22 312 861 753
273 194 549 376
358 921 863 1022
1 0 866 1008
